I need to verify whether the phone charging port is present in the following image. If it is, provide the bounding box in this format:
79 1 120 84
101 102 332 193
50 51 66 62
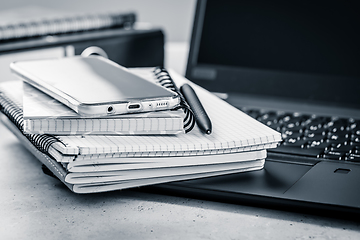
128 103 141 110
107 106 115 113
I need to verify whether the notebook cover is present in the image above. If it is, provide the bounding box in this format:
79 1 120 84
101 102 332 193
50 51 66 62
71 165 264 194
65 159 265 184
65 151 266 172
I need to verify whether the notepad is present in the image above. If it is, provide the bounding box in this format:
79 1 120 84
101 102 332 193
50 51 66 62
65 150 267 172
1 112 266 193
65 159 265 184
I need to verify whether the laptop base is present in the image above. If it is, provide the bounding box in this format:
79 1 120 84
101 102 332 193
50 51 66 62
146 159 360 218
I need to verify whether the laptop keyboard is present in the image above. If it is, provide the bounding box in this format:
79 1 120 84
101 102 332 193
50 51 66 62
240 108 360 163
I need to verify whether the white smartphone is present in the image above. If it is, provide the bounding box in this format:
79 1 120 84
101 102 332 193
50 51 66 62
10 56 180 117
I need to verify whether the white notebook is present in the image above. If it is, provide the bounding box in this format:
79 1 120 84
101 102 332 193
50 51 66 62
65 159 265 184
72 166 263 194
65 150 266 172
1 114 265 193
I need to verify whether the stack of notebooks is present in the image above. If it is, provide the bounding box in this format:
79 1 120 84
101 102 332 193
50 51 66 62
0 67 282 193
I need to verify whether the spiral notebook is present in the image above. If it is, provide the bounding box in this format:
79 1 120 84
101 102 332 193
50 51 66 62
0 81 267 193
0 6 136 41
1 112 267 193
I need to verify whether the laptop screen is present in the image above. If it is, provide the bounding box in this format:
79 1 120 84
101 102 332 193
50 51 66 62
186 0 360 109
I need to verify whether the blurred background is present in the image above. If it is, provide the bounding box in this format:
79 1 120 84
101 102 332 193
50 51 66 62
1 0 196 42
0 0 197 76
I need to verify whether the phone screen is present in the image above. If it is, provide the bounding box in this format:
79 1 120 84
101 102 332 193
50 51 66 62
12 56 176 104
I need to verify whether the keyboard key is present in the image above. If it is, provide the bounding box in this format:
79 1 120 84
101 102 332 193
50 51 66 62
350 153 360 158
282 125 304 133
353 129 360 136
282 130 303 139
349 140 360 147
304 116 329 130
322 154 342 160
242 107 359 163
305 140 329 149
326 143 354 153
326 118 348 132
323 150 345 157
270 145 323 158
351 146 360 154
347 121 359 131
326 137 349 145
304 128 327 136
344 153 360 162
327 131 352 140
280 115 307 129
283 138 308 147
258 111 279 122
280 114 292 123
303 133 326 142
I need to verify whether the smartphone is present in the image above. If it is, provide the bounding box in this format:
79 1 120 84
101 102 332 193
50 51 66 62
10 56 180 116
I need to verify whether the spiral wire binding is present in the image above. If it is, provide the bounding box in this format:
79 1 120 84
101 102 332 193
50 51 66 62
153 67 195 133
0 93 61 155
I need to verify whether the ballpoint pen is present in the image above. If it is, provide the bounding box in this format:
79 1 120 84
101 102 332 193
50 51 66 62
154 68 212 134
180 83 212 134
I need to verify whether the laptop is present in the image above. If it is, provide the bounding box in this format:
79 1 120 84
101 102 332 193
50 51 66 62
151 0 360 216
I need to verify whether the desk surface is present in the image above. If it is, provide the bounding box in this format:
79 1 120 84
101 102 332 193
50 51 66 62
1 110 360 239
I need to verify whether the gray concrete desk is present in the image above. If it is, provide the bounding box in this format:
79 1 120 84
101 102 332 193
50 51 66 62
1 96 360 240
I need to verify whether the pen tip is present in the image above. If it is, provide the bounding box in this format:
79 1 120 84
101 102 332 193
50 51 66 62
206 130 211 134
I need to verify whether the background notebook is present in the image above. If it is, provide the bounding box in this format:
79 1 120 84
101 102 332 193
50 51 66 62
151 0 360 216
